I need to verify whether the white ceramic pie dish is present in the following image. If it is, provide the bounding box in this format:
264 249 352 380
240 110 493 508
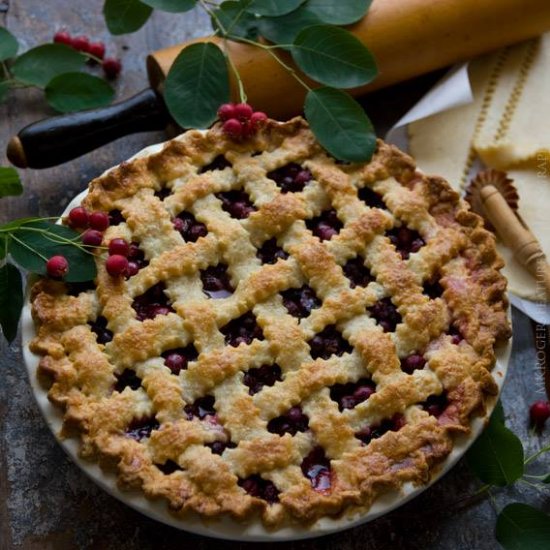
21 139 513 541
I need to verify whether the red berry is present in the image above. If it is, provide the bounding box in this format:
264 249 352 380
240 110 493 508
234 103 253 120
102 57 122 79
46 255 69 279
217 103 237 121
53 31 72 46
82 229 103 247
71 35 90 52
89 211 110 231
108 238 129 256
126 261 140 277
88 41 105 60
106 254 129 277
250 111 268 127
223 118 243 139
68 206 89 228
530 400 550 430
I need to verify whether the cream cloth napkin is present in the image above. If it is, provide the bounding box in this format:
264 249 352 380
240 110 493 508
408 33 550 302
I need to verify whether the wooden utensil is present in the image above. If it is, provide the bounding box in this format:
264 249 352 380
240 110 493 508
7 0 550 169
480 184 550 299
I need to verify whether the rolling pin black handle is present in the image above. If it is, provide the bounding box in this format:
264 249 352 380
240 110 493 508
7 88 171 169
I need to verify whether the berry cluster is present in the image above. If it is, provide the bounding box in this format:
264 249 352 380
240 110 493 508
53 30 121 78
217 103 267 139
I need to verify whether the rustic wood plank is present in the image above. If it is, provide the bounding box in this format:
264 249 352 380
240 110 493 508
1 2 548 549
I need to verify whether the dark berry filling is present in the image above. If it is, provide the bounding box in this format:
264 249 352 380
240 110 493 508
267 163 312 193
343 256 372 288
422 393 448 417
387 226 425 260
200 264 233 299
358 186 386 209
330 378 376 411
239 475 280 503
423 279 444 299
268 406 309 436
184 395 216 420
132 282 174 321
401 354 426 375
162 345 198 374
368 298 402 332
154 187 171 200
126 242 149 277
281 285 321 319
306 209 342 241
217 190 256 219
173 211 207 242
125 417 159 441
221 312 264 347
199 155 231 173
67 280 95 296
243 364 282 395
256 238 288 265
308 325 352 360
207 440 236 455
89 316 113 344
355 413 406 445
449 326 463 345
155 460 182 474
301 447 331 492
108 209 125 226
114 368 142 392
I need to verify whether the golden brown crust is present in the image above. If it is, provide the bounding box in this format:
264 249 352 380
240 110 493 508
29 117 511 527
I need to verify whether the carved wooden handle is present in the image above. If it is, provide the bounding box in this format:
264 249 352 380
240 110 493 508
480 184 550 299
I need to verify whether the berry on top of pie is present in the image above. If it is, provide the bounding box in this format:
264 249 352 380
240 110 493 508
30 117 511 527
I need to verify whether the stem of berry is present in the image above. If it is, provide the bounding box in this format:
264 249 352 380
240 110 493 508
524 443 550 466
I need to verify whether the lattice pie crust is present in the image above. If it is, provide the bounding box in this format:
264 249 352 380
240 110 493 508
30 117 511 527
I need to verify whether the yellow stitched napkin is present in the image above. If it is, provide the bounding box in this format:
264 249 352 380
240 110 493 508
409 34 550 302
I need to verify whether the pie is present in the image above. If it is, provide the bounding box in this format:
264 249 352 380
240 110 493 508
29 117 511 528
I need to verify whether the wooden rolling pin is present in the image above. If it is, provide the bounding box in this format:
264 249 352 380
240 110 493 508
481 185 550 299
8 0 550 168
148 0 550 119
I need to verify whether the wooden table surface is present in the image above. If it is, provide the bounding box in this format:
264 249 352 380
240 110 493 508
1 2 549 549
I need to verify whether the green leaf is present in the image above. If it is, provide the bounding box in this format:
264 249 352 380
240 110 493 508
12 44 85 88
0 27 19 61
103 0 153 35
0 234 7 260
496 503 550 550
0 166 23 198
45 72 115 113
246 0 305 17
306 0 372 25
9 221 96 282
257 7 321 45
164 42 229 129
292 25 377 88
541 473 550 483
142 0 196 11
0 263 23 344
304 87 376 163
212 1 258 40
466 412 524 486
0 80 9 103
493 399 505 424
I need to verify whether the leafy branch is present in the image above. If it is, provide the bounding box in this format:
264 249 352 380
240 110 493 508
0 202 98 343
464 402 550 549
103 0 378 162
0 28 115 113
